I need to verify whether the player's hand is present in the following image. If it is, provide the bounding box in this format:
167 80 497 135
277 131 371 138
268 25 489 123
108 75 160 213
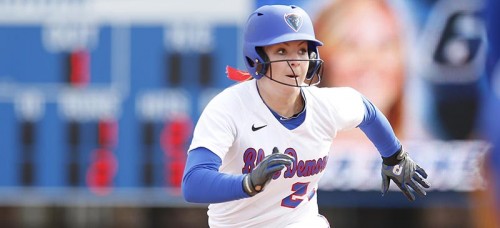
381 147 430 201
243 147 294 196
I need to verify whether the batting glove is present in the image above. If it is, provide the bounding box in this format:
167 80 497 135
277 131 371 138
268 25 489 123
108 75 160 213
243 147 294 196
381 147 431 201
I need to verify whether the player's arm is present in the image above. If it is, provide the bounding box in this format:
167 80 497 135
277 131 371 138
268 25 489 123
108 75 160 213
182 147 294 203
182 147 248 203
357 96 401 157
357 96 430 201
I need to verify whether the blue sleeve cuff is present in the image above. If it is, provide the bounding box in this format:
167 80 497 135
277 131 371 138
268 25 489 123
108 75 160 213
182 147 249 203
358 96 402 157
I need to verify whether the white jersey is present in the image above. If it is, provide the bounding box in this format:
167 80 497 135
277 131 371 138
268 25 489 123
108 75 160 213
188 80 365 228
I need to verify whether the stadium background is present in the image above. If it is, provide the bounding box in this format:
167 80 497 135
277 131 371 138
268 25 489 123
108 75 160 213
0 0 496 227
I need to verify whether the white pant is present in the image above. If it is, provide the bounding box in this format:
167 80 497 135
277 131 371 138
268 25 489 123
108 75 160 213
284 214 330 228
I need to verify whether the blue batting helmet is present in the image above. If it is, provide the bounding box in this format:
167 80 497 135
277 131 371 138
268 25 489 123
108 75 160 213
243 5 323 81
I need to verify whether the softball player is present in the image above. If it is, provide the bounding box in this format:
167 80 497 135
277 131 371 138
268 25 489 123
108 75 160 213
182 5 430 228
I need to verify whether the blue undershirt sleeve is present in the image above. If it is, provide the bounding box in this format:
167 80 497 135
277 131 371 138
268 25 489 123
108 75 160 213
181 147 249 203
358 96 402 157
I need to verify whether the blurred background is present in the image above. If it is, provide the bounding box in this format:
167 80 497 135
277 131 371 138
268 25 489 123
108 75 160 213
0 0 498 227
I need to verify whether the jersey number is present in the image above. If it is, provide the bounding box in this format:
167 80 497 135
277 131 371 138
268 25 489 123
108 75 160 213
281 182 315 208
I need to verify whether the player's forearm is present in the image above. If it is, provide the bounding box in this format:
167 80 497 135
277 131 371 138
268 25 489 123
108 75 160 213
182 147 249 203
358 96 401 157
183 166 247 203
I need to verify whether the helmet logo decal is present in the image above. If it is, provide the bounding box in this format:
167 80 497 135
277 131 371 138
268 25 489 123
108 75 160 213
284 13 303 32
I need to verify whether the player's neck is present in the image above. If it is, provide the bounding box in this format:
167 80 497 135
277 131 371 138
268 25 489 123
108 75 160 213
256 80 304 118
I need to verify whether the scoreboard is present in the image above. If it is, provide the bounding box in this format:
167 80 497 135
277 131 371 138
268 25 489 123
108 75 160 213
0 0 253 196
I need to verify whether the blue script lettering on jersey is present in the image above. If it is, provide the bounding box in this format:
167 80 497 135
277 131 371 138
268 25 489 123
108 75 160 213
282 148 329 178
241 148 265 174
241 147 329 179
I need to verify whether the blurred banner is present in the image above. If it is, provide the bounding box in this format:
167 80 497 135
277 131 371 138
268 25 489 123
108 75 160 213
319 140 489 192
292 0 490 191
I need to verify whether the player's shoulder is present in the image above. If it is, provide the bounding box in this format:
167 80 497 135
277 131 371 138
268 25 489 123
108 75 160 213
204 80 254 109
305 86 362 100
214 80 253 100
305 86 364 115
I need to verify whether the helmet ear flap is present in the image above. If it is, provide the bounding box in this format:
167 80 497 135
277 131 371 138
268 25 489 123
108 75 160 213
255 47 269 77
255 60 266 76
306 51 321 80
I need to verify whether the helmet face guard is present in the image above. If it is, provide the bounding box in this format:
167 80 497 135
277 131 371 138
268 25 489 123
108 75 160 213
243 5 324 86
255 58 324 87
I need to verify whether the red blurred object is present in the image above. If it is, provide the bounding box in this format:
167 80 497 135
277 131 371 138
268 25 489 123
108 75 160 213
226 65 252 82
168 161 185 187
161 118 192 187
69 49 90 87
98 119 118 148
86 149 118 196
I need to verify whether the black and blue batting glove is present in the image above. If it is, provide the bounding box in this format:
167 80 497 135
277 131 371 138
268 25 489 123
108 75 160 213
381 147 431 201
243 147 294 196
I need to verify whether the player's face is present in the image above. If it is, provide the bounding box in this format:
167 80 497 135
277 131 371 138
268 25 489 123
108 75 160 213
263 41 310 86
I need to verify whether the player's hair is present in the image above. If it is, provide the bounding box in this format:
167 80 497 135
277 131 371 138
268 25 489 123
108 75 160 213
243 5 323 84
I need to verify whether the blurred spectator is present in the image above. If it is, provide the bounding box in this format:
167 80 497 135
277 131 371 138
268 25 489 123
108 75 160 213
313 0 407 144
